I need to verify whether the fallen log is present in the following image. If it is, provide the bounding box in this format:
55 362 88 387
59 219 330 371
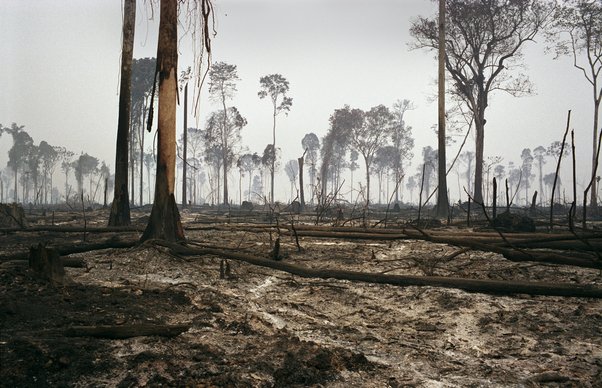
64 323 189 339
0 225 143 234
0 240 138 262
400 229 602 270
1 257 86 269
162 243 602 299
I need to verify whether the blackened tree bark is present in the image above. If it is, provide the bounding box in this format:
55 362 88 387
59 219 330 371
141 0 185 242
435 0 449 218
108 0 135 226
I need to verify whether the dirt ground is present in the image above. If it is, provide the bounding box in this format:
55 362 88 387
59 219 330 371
1 207 601 387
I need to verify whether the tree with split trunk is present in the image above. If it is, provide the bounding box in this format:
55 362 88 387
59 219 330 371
349 105 396 206
349 149 360 203
421 146 438 205
258 74 293 204
237 153 261 203
284 159 299 203
74 153 98 200
108 0 135 226
411 0 552 204
6 125 32 203
261 144 279 202
520 148 534 206
59 148 75 201
320 109 354 203
373 145 397 204
301 132 320 203
533 145 547 204
141 0 184 242
38 141 60 205
391 99 415 204
208 62 240 205
204 106 246 206
548 0 602 208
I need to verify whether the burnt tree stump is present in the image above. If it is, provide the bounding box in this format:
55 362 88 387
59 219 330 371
0 203 28 228
28 244 67 285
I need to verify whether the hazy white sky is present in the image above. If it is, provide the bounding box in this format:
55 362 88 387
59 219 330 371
0 0 595 202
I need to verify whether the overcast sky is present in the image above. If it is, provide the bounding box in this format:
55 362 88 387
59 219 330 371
0 0 595 203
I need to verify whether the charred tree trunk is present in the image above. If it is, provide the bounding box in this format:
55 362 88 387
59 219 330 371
182 83 188 207
28 244 66 285
108 0 134 226
298 154 305 211
474 113 485 204
591 94 600 208
270 112 276 204
141 0 184 243
492 177 497 219
435 0 449 218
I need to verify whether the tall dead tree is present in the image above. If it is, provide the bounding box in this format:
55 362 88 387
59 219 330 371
108 0 135 227
435 0 449 217
141 0 184 242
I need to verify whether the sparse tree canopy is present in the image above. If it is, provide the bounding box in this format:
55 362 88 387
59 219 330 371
411 0 552 203
548 0 602 207
205 106 247 204
391 99 415 203
208 64 241 205
209 62 239 102
302 132 320 203
258 74 292 203
258 74 293 115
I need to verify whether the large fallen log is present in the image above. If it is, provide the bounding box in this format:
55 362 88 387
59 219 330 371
162 243 602 299
64 323 189 339
400 229 602 270
185 224 602 260
0 225 142 234
0 240 138 262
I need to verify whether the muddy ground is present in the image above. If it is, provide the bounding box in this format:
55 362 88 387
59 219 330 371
1 207 601 387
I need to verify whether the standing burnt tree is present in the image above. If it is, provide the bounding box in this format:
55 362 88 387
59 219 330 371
142 0 182 241
391 99 415 204
548 0 602 209
411 0 551 204
435 0 449 217
109 0 135 226
141 0 213 242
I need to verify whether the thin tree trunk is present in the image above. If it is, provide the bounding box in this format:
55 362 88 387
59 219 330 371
141 0 184 242
590 94 600 208
222 92 229 206
182 83 188 207
474 116 485 204
108 0 134 226
298 155 305 210
14 168 17 202
271 111 276 204
365 158 371 206
139 120 145 206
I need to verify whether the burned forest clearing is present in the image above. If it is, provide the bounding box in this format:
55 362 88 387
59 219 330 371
1 205 601 387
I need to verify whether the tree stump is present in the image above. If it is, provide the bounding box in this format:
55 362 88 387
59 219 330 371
492 211 535 232
0 203 28 228
28 244 67 285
